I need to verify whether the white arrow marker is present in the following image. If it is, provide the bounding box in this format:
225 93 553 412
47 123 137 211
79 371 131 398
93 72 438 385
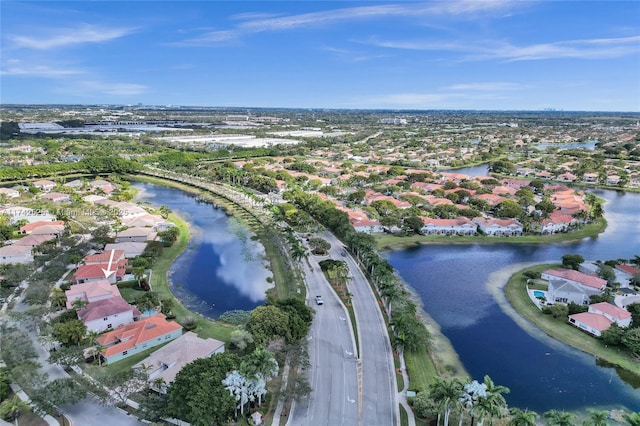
101 249 116 279
347 397 355 404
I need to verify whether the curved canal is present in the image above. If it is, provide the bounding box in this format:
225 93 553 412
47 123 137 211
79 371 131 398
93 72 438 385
134 182 273 319
384 166 640 412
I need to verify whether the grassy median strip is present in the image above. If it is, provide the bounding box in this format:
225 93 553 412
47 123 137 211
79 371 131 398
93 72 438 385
505 263 640 376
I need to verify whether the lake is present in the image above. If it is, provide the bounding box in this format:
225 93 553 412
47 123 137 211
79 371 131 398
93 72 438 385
134 182 273 319
384 165 640 412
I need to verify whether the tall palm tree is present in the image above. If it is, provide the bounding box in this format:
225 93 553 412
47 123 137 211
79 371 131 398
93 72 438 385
544 410 576 426
583 409 608 426
429 377 464 426
459 380 487 426
476 375 510 426
508 408 537 426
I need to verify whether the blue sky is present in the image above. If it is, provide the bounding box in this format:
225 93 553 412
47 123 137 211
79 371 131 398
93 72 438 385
1 1 639 111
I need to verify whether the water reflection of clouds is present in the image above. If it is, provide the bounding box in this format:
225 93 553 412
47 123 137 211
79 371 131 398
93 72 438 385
200 222 273 303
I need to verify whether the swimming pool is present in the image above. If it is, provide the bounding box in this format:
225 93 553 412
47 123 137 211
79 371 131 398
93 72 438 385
533 290 546 299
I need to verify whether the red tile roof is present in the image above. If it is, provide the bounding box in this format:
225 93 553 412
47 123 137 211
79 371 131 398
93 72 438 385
20 221 65 233
96 314 182 358
543 269 607 290
569 312 612 332
589 302 631 321
84 250 126 264
77 296 138 322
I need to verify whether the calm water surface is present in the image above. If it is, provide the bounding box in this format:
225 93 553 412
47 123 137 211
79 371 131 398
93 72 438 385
134 183 273 319
385 165 640 412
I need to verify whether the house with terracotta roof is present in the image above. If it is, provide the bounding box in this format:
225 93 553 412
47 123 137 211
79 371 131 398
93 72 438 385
96 313 183 364
133 331 225 393
420 217 477 236
77 296 141 333
544 269 607 305
13 234 57 248
542 269 607 291
588 302 631 328
352 217 383 234
567 312 612 336
73 260 127 284
19 220 65 234
473 218 523 236
83 249 126 266
65 279 121 309
533 213 577 234
30 224 65 237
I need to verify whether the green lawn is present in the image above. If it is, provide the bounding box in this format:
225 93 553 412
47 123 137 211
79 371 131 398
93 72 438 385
116 281 146 304
399 404 409 426
405 348 438 392
375 218 607 250
505 263 640 376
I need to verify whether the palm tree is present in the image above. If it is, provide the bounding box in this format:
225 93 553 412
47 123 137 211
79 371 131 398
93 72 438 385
508 408 537 426
583 409 608 426
623 412 640 426
476 375 510 426
630 256 640 268
459 380 487 426
0 394 31 425
429 377 464 426
544 410 576 426
51 288 67 311
159 205 171 219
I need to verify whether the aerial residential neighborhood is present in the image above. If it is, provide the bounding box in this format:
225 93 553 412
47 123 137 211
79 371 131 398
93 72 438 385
1 1 640 426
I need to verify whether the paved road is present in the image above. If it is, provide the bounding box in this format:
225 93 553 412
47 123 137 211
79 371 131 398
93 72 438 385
289 252 359 426
322 231 398 426
61 394 143 426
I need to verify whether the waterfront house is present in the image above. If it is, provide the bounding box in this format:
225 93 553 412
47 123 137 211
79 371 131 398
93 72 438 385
588 302 631 327
104 242 148 259
420 217 477 236
96 313 183 364
77 296 141 333
542 269 607 291
133 331 225 393
83 249 126 266
115 227 157 243
533 213 577 234
567 312 612 336
65 279 121 309
73 261 126 284
473 218 523 236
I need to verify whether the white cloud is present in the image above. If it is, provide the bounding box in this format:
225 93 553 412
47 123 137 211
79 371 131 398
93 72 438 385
179 1 518 46
0 64 83 77
364 35 640 61
10 24 135 49
446 82 526 91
